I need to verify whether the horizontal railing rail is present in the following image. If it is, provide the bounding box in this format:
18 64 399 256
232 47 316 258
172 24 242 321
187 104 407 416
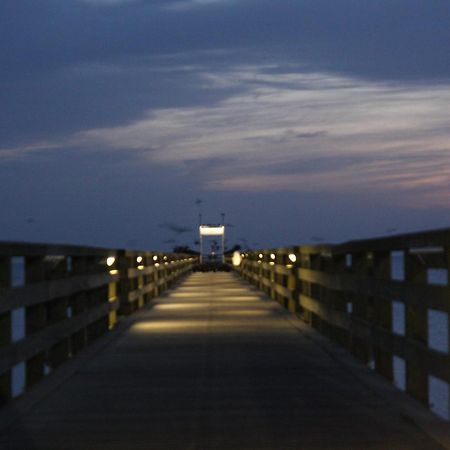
231 227 450 421
0 242 198 404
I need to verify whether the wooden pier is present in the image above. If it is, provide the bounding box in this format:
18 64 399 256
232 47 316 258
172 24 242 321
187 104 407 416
0 272 448 449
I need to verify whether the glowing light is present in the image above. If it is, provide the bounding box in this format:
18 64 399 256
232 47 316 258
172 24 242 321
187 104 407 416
270 253 276 260
232 251 242 266
163 256 168 260
137 265 144 270
109 269 119 275
106 256 115 267
154 262 160 267
153 255 158 261
288 253 297 263
269 261 275 266
136 256 143 263
165 262 169 265
257 260 262 264
258 253 263 259
199 225 225 236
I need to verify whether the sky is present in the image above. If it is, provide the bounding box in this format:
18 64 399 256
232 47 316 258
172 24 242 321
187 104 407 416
1 0 449 251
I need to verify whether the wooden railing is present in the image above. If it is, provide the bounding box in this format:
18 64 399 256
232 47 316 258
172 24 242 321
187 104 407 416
0 242 197 404
232 227 450 420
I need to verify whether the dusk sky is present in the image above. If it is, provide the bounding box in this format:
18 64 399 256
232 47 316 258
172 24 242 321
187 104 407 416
1 0 449 251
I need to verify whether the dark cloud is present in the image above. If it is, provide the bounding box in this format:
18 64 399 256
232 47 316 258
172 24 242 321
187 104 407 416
295 131 327 139
242 130 327 145
0 60 243 147
1 0 450 146
3 0 449 79
158 222 193 234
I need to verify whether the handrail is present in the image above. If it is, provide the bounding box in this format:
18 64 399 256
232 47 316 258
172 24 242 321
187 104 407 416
231 227 450 421
0 242 198 404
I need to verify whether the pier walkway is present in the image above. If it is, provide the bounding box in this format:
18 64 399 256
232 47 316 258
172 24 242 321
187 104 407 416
0 272 446 449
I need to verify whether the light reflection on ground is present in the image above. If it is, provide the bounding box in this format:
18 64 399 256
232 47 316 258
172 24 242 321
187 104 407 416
213 310 272 317
169 292 218 298
129 272 288 334
167 293 262 301
153 303 208 310
132 320 206 332
131 318 288 333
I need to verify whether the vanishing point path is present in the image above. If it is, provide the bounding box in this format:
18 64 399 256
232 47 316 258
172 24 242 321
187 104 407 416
0 273 445 449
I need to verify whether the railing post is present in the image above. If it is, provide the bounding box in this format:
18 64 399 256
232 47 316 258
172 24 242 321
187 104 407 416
118 250 131 315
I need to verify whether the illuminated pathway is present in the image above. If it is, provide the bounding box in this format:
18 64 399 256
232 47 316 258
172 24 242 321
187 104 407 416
0 273 446 449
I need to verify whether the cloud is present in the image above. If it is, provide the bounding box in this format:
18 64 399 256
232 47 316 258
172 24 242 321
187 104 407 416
2 0 450 150
7 65 447 208
79 0 138 4
165 0 230 11
295 131 326 139
205 156 450 208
